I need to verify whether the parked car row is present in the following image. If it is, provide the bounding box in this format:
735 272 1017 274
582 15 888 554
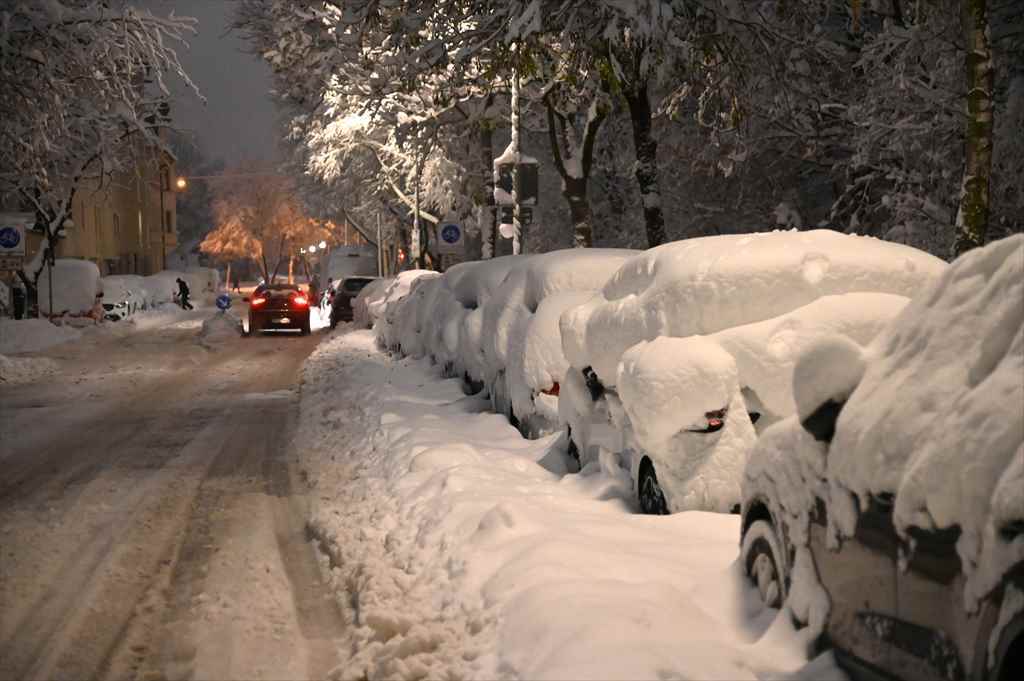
365 229 1023 681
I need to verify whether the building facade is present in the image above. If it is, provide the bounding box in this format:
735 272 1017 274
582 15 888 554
22 145 178 277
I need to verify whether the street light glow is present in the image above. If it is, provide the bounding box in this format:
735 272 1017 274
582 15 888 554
318 240 327 249
175 177 187 190
308 245 317 253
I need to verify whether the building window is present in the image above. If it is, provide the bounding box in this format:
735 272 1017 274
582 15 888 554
113 213 120 236
161 167 170 191
94 205 102 253
165 210 173 234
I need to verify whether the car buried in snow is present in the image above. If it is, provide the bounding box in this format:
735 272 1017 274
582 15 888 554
245 283 311 335
739 235 1024 681
556 229 947 514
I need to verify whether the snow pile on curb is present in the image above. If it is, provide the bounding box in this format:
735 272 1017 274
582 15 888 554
199 311 242 347
0 354 59 384
297 330 838 680
0 318 82 354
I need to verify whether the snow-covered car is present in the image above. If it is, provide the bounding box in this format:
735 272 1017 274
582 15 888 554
480 249 636 436
739 235 1023 681
100 275 150 321
375 270 440 352
352 277 391 328
558 229 947 513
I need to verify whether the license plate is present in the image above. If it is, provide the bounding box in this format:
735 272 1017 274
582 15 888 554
276 317 290 324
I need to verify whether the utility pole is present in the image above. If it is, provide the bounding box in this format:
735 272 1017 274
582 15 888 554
376 212 383 276
511 50 523 256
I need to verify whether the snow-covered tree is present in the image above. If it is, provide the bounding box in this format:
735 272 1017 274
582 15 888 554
0 0 200 284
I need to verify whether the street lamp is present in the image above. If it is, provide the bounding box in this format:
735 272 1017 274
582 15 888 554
318 240 327 249
308 245 317 253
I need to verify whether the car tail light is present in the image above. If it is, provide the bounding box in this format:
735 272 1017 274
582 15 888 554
687 408 727 434
251 296 267 307
541 382 560 397
291 294 309 307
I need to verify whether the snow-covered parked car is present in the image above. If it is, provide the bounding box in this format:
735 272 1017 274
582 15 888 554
558 229 947 513
739 234 1023 681
479 249 636 436
376 270 441 353
100 274 151 320
37 258 102 317
353 277 391 328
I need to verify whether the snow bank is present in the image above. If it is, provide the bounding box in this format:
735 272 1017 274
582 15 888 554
37 258 101 316
561 230 946 386
828 234 1024 608
199 311 242 348
297 330 836 680
0 354 58 384
0 318 81 354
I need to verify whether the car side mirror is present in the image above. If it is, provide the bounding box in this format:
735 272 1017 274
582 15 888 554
792 335 867 444
801 399 845 443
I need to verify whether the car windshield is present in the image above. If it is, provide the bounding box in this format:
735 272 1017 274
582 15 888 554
342 278 374 293
265 284 301 293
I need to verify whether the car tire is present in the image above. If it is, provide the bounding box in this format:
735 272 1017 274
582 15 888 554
638 458 669 515
301 318 311 335
250 317 262 335
741 519 786 609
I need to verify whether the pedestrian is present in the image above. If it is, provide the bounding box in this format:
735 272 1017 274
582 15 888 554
176 277 193 310
322 277 334 310
309 273 320 308
232 274 241 293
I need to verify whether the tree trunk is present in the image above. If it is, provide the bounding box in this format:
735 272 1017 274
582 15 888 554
564 177 593 248
479 121 496 259
953 0 994 257
623 80 667 247
225 262 232 291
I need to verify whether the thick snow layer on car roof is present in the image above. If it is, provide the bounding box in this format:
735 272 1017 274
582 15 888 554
716 292 908 420
828 234 1024 608
37 258 101 315
446 255 524 309
521 248 635 312
561 230 946 385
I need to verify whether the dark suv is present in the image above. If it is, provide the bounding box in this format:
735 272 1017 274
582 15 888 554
329 276 377 328
739 235 1024 681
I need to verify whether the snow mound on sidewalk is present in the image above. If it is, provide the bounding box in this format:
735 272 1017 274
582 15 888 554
297 331 836 680
0 354 58 384
199 311 242 347
0 318 82 354
830 234 1024 608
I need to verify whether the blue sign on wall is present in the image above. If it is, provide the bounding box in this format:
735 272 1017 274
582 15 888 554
216 293 232 311
0 227 21 249
441 223 461 244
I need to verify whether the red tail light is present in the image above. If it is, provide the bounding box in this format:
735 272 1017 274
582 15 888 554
292 294 309 307
251 296 267 307
541 381 560 397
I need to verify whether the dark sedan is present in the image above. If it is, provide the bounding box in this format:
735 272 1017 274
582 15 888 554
247 284 311 335
329 276 377 329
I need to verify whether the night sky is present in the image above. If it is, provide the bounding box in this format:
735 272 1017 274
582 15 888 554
139 0 280 164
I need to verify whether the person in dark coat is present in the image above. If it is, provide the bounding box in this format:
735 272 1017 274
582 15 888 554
176 277 193 310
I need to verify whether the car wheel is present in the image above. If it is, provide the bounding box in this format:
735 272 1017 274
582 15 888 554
638 458 669 515
301 318 311 335
250 317 262 335
741 519 786 609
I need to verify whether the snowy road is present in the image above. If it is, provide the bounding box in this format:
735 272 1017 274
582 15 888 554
0 314 346 680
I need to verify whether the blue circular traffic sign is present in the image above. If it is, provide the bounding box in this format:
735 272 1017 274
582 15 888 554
216 293 232 311
441 223 461 244
0 227 21 249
